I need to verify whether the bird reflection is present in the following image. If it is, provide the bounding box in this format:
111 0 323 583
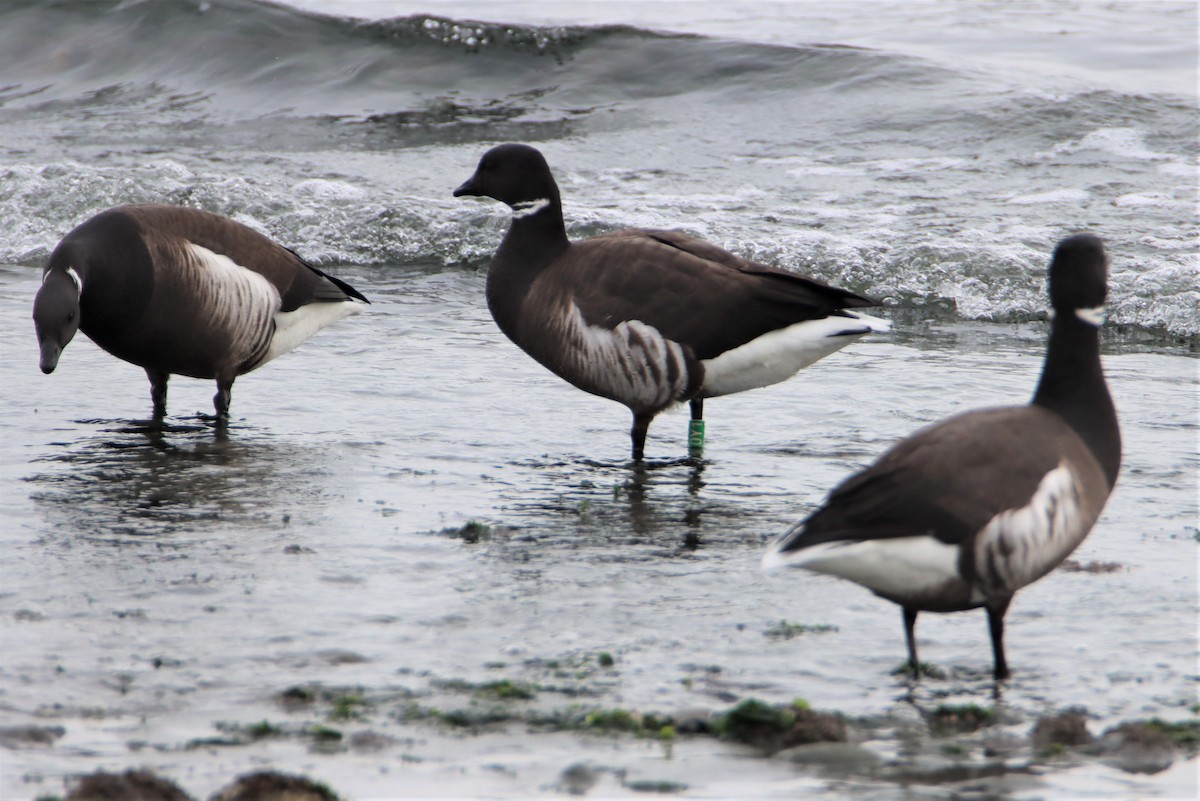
500 454 714 555
27 418 335 542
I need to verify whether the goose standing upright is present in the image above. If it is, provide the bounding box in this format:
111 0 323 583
33 204 369 419
763 234 1121 680
454 143 889 461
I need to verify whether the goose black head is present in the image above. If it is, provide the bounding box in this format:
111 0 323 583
453 143 561 213
1048 233 1109 326
32 266 83 374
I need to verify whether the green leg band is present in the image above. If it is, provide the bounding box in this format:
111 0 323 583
688 419 705 457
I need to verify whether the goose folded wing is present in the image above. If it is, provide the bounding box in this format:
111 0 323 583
133 205 368 311
793 409 1069 550
564 230 876 359
640 229 879 311
277 251 369 309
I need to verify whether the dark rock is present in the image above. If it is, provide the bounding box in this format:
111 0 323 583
317 649 368 665
671 714 711 736
1094 722 1176 775
13 607 45 621
926 703 996 735
622 778 689 793
209 770 340 801
0 724 66 747
556 763 599 796
347 730 396 753
785 706 847 748
1031 710 1094 751
713 699 845 753
67 769 192 801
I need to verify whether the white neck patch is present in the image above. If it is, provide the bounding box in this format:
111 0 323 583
65 267 82 296
512 198 550 219
1075 305 1106 326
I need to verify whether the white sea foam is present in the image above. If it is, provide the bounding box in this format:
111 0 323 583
1054 127 1170 161
786 163 861 178
1156 161 1197 178
1007 188 1090 205
0 0 1193 340
292 179 368 201
786 157 966 179
866 157 968 174
1112 193 1183 209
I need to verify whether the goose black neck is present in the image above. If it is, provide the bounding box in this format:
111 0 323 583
497 196 570 265
486 196 569 343
1032 314 1121 486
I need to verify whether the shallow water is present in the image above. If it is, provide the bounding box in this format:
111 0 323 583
1 1 1198 798
2 261 1197 799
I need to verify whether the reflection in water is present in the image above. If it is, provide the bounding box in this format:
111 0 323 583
496 455 725 556
624 458 708 548
25 417 339 542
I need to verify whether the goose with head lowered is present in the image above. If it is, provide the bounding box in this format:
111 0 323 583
454 143 890 461
763 234 1121 680
33 204 369 419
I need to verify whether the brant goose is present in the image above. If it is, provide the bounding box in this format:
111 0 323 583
33 204 369 419
454 143 889 460
763 234 1121 680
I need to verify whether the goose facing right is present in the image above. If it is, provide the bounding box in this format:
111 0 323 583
763 234 1121 680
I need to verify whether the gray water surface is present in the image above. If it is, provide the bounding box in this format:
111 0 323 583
1 263 1196 799
1 1 1196 796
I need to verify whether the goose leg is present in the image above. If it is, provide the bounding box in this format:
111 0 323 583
146 368 169 419
631 411 653 462
688 398 705 458
903 607 920 674
213 377 235 419
987 598 1012 681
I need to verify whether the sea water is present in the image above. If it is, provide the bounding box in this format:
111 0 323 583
0 1 1195 798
